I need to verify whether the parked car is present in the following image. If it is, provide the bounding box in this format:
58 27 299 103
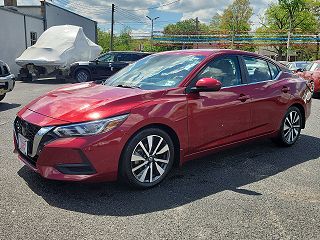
69 51 151 82
0 60 15 102
278 61 289 67
14 49 312 189
297 61 320 96
287 61 310 73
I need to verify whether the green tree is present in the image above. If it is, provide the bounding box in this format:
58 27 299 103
98 27 134 52
215 0 254 51
209 13 222 32
114 27 133 51
259 1 317 60
219 0 253 33
97 28 111 53
163 19 209 35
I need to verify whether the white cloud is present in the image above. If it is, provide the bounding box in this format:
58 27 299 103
8 0 278 29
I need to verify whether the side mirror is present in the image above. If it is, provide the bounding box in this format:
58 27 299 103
190 78 222 93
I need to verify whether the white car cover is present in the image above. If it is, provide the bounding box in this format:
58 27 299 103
16 25 102 68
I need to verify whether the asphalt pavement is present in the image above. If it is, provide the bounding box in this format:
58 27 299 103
0 79 319 240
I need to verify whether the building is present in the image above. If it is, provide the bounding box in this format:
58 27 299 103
0 0 98 75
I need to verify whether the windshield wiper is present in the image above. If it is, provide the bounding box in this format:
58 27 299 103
116 84 141 89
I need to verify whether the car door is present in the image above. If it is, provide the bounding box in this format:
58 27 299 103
110 53 132 74
187 55 252 154
95 53 116 79
240 55 291 137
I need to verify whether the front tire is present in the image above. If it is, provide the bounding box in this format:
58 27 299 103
75 69 91 83
119 128 175 189
273 106 302 147
0 94 6 101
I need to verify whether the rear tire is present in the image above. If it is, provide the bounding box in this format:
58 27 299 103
273 106 302 147
0 94 6 101
310 81 315 93
75 69 91 83
119 128 175 189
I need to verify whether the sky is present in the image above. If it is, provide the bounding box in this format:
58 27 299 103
5 0 278 35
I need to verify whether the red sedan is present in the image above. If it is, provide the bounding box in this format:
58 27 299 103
297 60 320 96
14 50 312 188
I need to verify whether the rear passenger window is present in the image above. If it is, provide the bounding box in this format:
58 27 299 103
243 57 272 83
269 63 280 79
117 54 134 62
131 55 143 61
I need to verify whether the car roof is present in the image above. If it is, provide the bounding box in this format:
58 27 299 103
157 49 266 58
290 61 310 64
108 51 151 54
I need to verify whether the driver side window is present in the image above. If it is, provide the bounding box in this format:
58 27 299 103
195 56 242 87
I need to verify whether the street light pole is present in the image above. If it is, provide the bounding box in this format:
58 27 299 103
146 16 159 39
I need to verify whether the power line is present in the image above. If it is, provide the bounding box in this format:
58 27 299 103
117 0 180 11
114 6 149 24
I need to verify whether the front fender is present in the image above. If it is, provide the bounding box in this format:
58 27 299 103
119 92 189 163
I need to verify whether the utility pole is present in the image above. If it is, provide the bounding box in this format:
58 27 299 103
196 17 199 49
316 33 320 60
146 16 159 51
286 17 292 62
110 3 115 51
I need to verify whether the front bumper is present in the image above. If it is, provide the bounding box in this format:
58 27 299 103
0 74 15 95
14 113 127 182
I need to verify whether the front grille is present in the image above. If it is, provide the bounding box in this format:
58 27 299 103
14 117 41 157
17 149 38 168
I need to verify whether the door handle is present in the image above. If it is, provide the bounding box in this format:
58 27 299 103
238 94 250 102
282 86 290 93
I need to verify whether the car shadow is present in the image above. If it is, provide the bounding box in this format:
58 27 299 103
18 134 320 216
0 102 21 112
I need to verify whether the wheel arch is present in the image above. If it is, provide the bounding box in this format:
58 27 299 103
119 123 181 172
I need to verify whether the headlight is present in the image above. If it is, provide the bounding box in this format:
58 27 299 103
53 114 128 137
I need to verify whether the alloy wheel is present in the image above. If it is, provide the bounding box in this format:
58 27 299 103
131 135 170 183
283 110 301 144
77 71 89 82
310 81 315 93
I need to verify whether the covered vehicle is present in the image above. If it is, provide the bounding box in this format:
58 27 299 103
16 25 102 81
0 60 15 102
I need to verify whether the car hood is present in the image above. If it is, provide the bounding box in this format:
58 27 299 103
24 82 162 125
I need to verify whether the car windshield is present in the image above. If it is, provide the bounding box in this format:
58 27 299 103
103 54 205 90
97 53 115 62
296 62 309 69
305 63 313 71
310 63 320 71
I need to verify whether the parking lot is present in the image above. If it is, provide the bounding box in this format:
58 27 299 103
0 80 320 239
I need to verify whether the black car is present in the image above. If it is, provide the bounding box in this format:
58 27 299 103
70 51 151 82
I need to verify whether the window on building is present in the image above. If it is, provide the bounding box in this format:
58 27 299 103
30 32 37 45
